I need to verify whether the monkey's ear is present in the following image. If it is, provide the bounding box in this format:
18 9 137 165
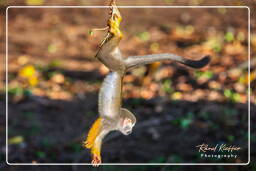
121 108 136 125
83 117 102 149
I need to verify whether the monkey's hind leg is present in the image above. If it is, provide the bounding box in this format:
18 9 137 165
83 117 103 166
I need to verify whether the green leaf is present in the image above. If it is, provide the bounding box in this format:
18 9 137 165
223 89 241 102
233 93 241 102
194 71 214 79
162 79 173 93
88 30 94 36
224 89 232 98
224 31 234 42
137 31 150 41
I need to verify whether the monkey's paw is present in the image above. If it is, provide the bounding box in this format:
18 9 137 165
91 154 101 167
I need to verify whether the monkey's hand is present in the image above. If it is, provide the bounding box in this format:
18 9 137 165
88 138 102 167
90 135 102 167
92 152 101 167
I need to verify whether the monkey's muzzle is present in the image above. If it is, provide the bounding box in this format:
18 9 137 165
126 130 132 135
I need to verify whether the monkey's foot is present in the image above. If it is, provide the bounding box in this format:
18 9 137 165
91 154 101 167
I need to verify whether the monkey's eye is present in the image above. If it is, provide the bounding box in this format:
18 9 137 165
123 125 131 130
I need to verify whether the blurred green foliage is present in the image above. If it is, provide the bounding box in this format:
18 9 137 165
22 111 34 120
150 156 166 163
68 142 83 153
8 87 32 100
36 151 46 159
8 87 23 97
221 107 238 116
88 30 94 36
205 36 223 53
162 79 173 94
150 42 160 52
224 31 235 42
194 70 214 80
164 0 175 4
137 31 151 41
175 25 194 36
49 60 62 68
9 136 24 145
40 138 52 148
199 111 211 120
224 89 241 102
171 112 194 129
217 8 227 14
227 135 235 142
237 31 245 41
28 123 41 136
169 154 184 163
26 0 44 5
48 44 58 53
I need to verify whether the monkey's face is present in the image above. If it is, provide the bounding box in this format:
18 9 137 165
119 117 135 135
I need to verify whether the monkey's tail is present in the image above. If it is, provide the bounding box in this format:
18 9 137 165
83 117 102 149
180 55 211 68
124 54 211 70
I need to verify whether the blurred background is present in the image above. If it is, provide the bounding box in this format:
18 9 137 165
0 0 255 171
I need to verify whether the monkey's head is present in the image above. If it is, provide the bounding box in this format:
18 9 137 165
118 109 136 135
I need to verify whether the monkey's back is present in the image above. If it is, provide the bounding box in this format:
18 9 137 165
98 71 123 119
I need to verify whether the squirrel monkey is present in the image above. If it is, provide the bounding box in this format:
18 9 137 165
83 0 210 166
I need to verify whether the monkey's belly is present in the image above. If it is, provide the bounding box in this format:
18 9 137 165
98 72 122 119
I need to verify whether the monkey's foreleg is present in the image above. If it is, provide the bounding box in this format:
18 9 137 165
124 54 210 70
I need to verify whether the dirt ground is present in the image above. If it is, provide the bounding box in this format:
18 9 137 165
0 0 256 171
